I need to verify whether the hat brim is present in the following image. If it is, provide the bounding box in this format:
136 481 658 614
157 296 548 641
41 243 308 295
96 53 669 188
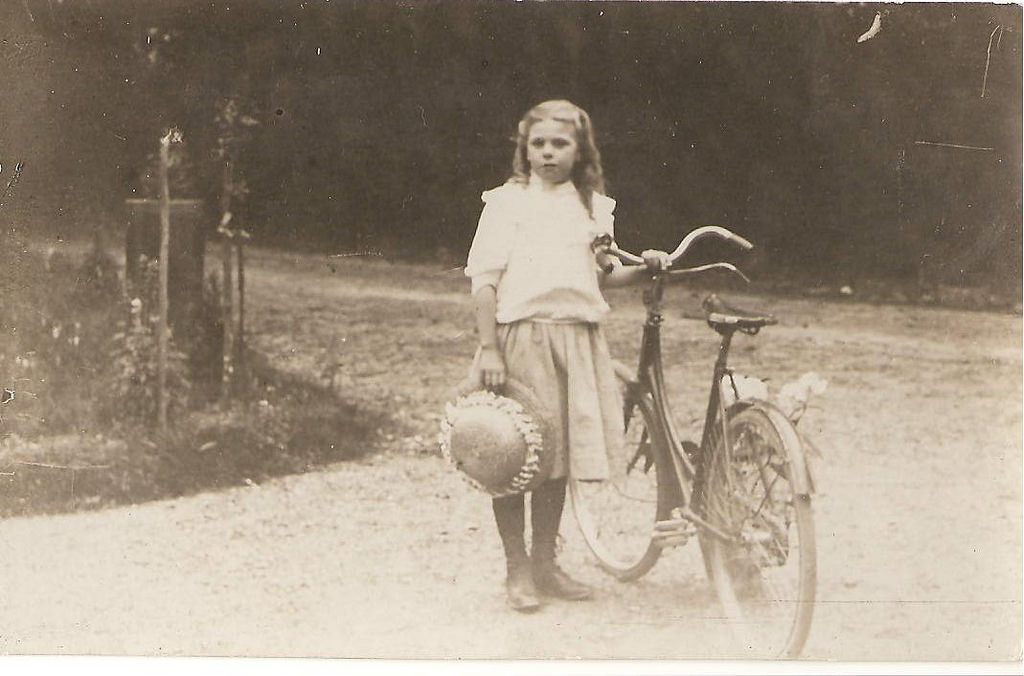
443 377 557 495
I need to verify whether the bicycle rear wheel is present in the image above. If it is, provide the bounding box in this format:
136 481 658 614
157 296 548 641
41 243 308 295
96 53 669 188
570 376 672 581
701 406 816 658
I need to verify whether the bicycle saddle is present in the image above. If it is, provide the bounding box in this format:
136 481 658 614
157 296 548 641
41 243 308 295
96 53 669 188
702 294 777 331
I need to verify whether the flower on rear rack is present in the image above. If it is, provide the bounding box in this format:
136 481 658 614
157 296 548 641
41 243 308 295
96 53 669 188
721 373 769 407
776 372 828 423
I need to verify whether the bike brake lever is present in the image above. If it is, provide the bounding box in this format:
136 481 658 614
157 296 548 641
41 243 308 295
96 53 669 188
668 262 751 284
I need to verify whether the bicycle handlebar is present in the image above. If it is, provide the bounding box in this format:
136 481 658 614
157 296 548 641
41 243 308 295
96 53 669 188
593 225 753 280
667 261 752 284
666 225 754 262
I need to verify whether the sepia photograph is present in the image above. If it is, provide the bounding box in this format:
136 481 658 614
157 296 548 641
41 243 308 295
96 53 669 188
0 0 1021 666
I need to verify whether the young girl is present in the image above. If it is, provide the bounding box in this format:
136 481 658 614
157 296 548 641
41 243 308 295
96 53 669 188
465 99 668 612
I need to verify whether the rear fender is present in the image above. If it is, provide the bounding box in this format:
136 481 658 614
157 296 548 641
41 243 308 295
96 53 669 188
729 399 816 496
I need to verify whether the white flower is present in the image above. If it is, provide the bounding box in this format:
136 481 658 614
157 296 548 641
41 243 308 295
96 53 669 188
721 373 769 407
776 372 828 422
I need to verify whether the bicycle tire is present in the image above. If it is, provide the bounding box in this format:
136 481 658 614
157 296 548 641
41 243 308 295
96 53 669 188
569 373 673 582
701 405 817 658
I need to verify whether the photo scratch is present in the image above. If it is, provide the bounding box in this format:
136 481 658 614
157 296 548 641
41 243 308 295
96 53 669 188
328 250 385 258
0 160 25 209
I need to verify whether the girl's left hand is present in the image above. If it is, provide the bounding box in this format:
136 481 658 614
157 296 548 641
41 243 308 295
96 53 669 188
642 249 671 272
477 345 506 391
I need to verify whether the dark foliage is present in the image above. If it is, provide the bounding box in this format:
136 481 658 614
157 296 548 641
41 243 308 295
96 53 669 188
0 243 383 518
2 2 1020 290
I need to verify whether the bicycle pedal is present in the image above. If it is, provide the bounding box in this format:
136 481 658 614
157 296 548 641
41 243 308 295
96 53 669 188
652 518 697 548
652 533 690 549
653 518 688 532
654 513 697 531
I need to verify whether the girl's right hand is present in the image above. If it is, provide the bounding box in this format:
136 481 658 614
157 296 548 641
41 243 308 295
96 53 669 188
478 345 507 391
642 249 671 272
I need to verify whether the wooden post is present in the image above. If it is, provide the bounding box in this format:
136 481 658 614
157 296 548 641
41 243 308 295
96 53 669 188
157 130 172 434
220 160 235 399
221 239 234 397
236 238 246 377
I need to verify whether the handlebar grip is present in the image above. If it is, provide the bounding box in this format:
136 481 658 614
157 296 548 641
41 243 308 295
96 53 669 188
730 233 754 250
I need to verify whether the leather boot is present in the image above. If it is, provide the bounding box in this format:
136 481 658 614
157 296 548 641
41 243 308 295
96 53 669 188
531 478 593 601
493 494 540 612
505 557 541 612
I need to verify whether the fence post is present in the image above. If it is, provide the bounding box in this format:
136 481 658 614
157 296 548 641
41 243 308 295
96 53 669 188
220 160 235 399
221 236 235 398
157 129 173 435
236 237 246 377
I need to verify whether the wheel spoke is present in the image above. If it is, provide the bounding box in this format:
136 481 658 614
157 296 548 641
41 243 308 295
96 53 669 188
571 379 666 581
700 407 816 658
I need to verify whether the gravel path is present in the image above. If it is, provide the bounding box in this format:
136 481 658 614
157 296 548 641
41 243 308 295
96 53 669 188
1 249 1020 660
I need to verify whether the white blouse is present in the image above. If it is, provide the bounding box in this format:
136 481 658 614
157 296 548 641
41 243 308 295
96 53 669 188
465 178 616 324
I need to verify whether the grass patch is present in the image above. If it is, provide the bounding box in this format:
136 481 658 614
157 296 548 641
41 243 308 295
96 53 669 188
0 237 386 518
0 361 383 517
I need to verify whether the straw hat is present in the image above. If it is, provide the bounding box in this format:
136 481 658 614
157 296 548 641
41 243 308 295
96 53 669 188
439 378 555 497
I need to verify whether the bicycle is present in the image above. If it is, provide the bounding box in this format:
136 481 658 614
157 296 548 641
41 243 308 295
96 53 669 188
572 226 818 658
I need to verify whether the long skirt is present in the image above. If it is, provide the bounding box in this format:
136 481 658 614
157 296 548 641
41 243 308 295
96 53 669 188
494 321 624 482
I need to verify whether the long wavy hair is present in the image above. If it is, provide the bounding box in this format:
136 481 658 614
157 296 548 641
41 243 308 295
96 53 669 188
510 99 606 217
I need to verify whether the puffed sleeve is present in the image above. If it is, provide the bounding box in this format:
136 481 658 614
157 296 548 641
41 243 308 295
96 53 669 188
590 193 616 239
590 193 622 272
465 184 517 294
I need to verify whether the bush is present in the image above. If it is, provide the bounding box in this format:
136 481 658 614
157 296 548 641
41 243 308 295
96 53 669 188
0 238 384 518
185 273 225 394
0 239 125 436
0 348 383 517
105 296 192 426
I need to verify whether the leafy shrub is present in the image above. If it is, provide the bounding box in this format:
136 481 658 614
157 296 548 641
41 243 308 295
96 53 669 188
0 349 383 518
0 238 127 436
184 273 225 394
105 296 192 426
72 233 122 304
125 254 160 317
1 237 382 518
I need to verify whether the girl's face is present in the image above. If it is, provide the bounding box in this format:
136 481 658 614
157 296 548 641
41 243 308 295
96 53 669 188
526 118 579 187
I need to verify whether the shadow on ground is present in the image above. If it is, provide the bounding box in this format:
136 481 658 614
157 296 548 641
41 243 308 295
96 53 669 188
0 351 386 518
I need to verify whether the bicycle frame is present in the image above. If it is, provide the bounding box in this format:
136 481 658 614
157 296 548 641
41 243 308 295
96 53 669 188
625 272 742 544
587 231 818 658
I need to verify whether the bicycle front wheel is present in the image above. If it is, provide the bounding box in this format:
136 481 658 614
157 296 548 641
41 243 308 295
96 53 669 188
570 376 672 581
701 406 817 658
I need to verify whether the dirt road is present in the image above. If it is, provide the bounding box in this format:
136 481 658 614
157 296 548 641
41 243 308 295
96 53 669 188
1 249 1020 660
